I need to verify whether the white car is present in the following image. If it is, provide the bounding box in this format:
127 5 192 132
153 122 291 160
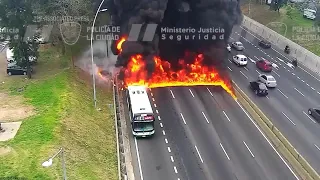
231 41 244 51
232 55 248 66
258 74 277 88
227 44 231 52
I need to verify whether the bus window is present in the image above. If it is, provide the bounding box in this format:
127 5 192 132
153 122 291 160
132 121 154 132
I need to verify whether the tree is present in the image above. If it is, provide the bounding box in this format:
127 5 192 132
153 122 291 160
0 0 40 79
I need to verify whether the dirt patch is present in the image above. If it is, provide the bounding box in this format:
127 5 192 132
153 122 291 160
0 121 22 141
0 146 13 156
0 93 35 122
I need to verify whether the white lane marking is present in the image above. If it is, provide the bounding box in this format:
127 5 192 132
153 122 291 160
256 70 261 75
163 130 166 135
189 89 195 97
299 66 320 82
240 71 248 79
281 112 296 126
220 143 230 160
222 111 231 122
227 66 233 71
244 67 249 71
152 98 155 101
158 116 161 120
267 54 270 57
277 89 289 99
254 56 259 60
180 113 187 125
277 57 284 62
195 145 204 163
292 73 295 76
207 87 213 96
306 83 310 87
165 138 168 144
315 144 320 151
154 104 157 108
273 71 280 77
266 96 270 99
202 112 210 124
235 99 300 179
134 138 144 180
302 111 316 124
170 156 174 162
229 59 232 63
174 166 178 174
170 90 175 99
249 58 255 63
168 146 171 153
297 76 300 79
151 93 153 97
294 88 305 97
311 87 315 90
160 122 163 128
283 66 286 69
156 109 159 113
243 141 255 158
317 91 320 95
301 80 305 83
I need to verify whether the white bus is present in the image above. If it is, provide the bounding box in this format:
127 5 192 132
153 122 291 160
126 86 155 137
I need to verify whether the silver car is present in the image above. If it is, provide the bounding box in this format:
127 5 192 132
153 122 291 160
231 41 244 51
258 74 277 88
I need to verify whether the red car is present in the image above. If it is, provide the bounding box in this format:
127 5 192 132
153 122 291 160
256 59 272 72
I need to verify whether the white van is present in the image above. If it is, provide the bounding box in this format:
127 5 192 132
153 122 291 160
232 55 248 66
6 48 36 64
303 9 316 20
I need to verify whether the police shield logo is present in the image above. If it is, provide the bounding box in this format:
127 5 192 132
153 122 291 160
60 22 81 45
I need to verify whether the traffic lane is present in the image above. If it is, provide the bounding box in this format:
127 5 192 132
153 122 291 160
229 71 320 174
121 90 178 180
232 26 320 91
193 86 298 180
152 87 207 180
170 87 238 180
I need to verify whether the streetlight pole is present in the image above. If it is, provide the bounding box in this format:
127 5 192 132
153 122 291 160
42 147 67 180
91 0 106 108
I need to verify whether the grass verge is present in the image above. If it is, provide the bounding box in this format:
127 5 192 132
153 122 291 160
241 2 320 56
0 39 117 180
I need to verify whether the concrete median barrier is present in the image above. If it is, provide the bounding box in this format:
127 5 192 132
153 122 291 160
233 82 319 180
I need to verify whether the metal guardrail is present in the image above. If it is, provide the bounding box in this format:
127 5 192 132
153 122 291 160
113 80 122 180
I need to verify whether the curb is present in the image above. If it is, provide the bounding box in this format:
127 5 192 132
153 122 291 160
233 82 319 180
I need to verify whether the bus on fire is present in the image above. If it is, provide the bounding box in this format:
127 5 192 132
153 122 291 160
126 86 155 137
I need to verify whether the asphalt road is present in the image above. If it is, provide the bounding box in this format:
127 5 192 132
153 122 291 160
228 25 320 174
127 85 298 180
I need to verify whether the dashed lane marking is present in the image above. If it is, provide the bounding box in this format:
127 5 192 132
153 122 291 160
165 138 168 144
294 88 305 97
243 141 255 158
207 87 213 96
158 116 161 120
240 71 248 79
201 112 210 124
315 144 320 151
281 112 296 126
170 89 175 99
156 109 159 113
180 113 187 125
154 104 157 108
189 89 195 97
228 66 233 71
163 130 166 135
167 146 171 153
277 89 289 99
220 143 230 160
222 111 231 122
302 111 316 124
195 145 204 163
170 156 174 162
160 122 163 128
174 166 178 174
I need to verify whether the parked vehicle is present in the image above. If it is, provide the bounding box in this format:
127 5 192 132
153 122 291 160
231 41 244 51
232 55 248 66
227 44 231 52
258 40 271 49
6 48 37 64
258 74 277 88
250 81 268 96
256 59 272 72
7 65 33 76
303 9 316 20
308 108 320 122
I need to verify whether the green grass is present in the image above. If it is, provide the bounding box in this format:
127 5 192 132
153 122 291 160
241 2 320 56
0 39 118 179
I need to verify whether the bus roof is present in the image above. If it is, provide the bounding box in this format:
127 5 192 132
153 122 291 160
127 86 153 115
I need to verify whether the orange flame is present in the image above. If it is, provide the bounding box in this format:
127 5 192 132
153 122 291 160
117 37 126 53
117 38 236 99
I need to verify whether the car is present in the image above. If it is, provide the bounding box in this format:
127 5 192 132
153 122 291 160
227 44 231 52
7 65 32 76
258 40 271 49
231 41 244 51
258 74 277 88
250 81 268 96
308 108 320 122
256 59 272 72
232 55 248 66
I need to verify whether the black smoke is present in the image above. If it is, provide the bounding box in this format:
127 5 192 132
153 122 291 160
108 0 243 79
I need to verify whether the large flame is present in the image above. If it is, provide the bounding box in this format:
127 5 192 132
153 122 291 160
115 38 236 99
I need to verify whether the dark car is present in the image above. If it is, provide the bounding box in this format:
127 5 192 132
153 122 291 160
250 81 268 96
258 40 271 49
7 65 32 76
308 108 320 122
256 59 272 72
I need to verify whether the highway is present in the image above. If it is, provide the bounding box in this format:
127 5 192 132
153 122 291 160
125 85 298 180
228 25 320 174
